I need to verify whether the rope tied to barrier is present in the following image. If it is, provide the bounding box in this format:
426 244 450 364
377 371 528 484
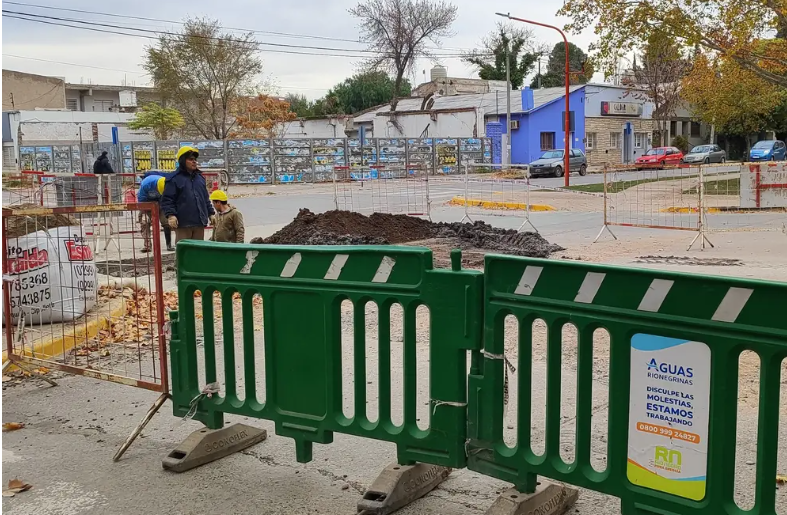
183 382 220 420
483 350 517 413
430 400 467 416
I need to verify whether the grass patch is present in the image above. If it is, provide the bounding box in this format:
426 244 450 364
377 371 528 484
683 177 740 195
565 174 699 193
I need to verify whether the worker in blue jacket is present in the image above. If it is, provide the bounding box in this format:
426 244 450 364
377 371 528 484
137 175 173 252
160 146 215 243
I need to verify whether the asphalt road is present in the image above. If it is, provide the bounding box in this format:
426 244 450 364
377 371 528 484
4 182 787 515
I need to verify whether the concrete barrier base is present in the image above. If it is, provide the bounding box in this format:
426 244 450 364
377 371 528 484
357 462 451 515
484 480 579 515
162 423 267 473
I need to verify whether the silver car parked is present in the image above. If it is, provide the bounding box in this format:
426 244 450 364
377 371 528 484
528 148 588 177
681 144 727 164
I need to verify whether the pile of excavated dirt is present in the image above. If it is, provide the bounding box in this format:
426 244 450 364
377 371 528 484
433 221 563 257
262 209 434 245
257 209 563 258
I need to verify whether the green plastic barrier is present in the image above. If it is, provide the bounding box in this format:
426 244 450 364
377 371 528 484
169 241 482 467
468 255 787 515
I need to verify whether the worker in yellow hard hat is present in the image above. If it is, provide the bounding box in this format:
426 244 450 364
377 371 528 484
137 175 173 252
209 190 245 243
160 145 215 243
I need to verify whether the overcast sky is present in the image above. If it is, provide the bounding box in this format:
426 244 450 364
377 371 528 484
2 0 601 100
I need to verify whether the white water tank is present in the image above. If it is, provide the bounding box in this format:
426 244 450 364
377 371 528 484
430 65 447 82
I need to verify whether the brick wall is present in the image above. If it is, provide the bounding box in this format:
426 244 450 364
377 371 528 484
584 117 655 166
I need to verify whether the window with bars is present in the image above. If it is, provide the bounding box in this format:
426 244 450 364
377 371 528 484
66 98 79 111
634 133 645 149
609 132 621 149
540 132 555 150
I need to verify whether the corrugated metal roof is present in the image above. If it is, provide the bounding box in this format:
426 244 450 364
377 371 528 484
353 85 584 122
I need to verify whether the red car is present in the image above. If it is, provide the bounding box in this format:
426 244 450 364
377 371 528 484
635 147 684 169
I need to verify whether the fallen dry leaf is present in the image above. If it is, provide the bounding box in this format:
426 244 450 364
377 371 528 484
3 478 32 496
2 375 12 382
777 474 787 485
99 349 110 357
35 367 49 374
2 422 25 432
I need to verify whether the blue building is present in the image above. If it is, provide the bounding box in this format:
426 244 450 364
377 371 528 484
350 83 591 166
486 85 586 165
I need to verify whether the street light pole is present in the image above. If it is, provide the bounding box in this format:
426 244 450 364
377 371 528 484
505 39 512 165
496 12 571 187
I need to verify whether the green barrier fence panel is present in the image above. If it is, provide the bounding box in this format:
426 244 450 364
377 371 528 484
467 255 787 515
169 241 482 468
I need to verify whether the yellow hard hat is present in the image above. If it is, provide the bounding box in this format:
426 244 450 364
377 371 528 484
157 177 166 195
209 189 228 202
176 146 199 161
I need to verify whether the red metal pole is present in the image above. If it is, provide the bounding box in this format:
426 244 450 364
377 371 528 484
3 210 14 357
563 32 570 188
497 13 572 187
149 202 169 393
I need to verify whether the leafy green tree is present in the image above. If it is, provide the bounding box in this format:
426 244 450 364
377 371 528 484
530 42 593 88
671 135 689 153
328 71 411 114
127 103 185 140
463 23 540 89
283 93 313 117
309 94 343 117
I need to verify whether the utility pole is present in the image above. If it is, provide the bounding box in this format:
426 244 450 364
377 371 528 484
505 39 512 165
497 12 571 187
537 58 542 89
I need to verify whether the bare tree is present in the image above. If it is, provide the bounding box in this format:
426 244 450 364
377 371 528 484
621 31 690 146
145 18 263 139
350 0 457 111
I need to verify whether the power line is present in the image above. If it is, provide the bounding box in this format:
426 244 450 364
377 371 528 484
4 1 474 57
3 53 333 91
3 53 148 75
2 14 375 58
4 11 481 59
4 0 366 44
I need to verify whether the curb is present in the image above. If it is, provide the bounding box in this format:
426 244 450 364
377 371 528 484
662 206 787 214
449 196 556 211
3 301 127 367
661 207 715 214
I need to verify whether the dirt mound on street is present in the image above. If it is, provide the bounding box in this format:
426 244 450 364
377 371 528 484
433 221 563 257
263 209 434 245
259 209 563 258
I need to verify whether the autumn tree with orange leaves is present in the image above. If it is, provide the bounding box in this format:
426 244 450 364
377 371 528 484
681 54 787 149
559 0 786 88
230 95 298 139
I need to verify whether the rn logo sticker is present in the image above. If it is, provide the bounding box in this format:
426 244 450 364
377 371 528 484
653 447 682 474
627 334 710 501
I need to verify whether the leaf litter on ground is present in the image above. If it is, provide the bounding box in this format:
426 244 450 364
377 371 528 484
2 479 32 497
